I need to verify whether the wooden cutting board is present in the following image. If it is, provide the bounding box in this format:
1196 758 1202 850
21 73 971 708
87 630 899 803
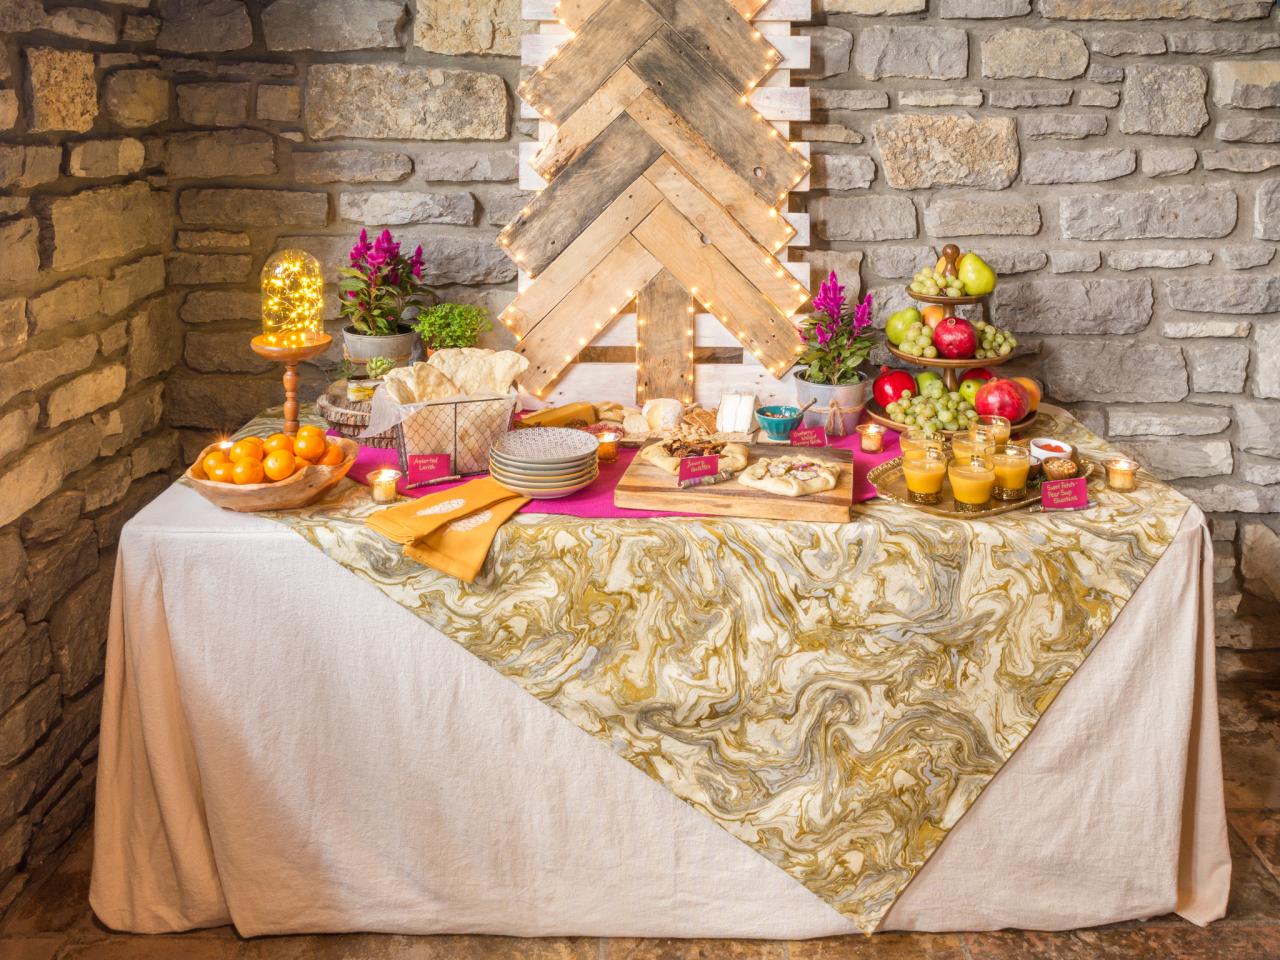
614 442 854 523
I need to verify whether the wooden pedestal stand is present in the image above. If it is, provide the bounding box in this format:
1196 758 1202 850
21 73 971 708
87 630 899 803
898 243 998 392
250 334 332 436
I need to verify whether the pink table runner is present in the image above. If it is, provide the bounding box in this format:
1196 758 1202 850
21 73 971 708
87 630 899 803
343 416 901 520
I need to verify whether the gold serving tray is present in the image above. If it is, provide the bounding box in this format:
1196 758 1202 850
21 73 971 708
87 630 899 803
866 456 1096 519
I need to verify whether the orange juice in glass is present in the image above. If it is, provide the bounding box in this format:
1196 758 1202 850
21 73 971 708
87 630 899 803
992 443 1031 500
951 433 995 462
902 446 947 504
948 454 996 512
973 415 1012 446
901 427 943 463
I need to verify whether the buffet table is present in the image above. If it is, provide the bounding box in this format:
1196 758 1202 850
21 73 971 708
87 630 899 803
90 407 1229 938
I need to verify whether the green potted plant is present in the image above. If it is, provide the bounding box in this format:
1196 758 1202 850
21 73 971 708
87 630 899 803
412 302 492 354
339 229 433 369
793 271 876 434
342 355 396 402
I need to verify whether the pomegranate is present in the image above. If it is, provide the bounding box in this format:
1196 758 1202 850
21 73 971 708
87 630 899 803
933 318 978 360
874 366 916 407
974 378 1031 423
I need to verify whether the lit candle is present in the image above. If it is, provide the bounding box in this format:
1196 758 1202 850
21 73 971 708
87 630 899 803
596 431 620 463
370 469 402 504
1105 458 1139 493
856 423 886 453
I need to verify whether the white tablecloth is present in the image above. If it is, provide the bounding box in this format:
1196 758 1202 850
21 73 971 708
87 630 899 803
90 484 1230 937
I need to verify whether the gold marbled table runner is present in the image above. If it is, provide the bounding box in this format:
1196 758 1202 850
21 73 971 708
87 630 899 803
228 409 1190 933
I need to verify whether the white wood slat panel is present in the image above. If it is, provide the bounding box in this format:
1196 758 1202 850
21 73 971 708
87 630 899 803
541 360 797 408
595 313 743 348
784 212 809 247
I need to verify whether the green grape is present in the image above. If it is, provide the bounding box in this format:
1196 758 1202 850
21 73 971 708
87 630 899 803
923 346 938 359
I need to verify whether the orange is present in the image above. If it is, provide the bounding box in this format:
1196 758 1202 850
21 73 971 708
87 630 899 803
242 435 265 448
208 460 236 484
263 449 297 482
230 439 264 463
296 424 325 443
201 451 230 477
293 431 327 463
232 458 265 485
922 304 946 330
1013 376 1042 413
263 433 294 455
318 443 344 466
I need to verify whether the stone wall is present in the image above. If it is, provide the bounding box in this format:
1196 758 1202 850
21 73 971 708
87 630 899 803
0 0 1278 912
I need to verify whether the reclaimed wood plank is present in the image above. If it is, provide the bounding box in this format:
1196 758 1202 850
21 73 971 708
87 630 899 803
526 27 810 74
627 27 809 204
520 78 810 123
594 312 741 348
636 268 695 403
516 235 663 397
523 0 813 25
579 345 742 364
532 66 647 180
632 200 800 376
642 0 780 92
503 112 662 277
540 358 798 408
518 0 659 124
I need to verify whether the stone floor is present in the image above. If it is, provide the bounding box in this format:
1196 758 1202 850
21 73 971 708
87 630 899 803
2 683 1278 959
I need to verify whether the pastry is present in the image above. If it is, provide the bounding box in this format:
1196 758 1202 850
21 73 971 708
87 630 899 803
1042 457 1078 481
639 434 749 476
737 456 840 498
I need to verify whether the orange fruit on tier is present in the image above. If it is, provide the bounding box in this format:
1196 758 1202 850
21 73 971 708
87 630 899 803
208 460 236 483
263 449 298 482
201 450 230 478
921 304 946 330
1013 376 1042 413
317 443 345 466
232 458 265 485
263 433 294 455
230 439 264 463
293 431 327 463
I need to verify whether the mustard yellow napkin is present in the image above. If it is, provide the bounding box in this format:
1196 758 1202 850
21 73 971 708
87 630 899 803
403 494 529 583
367 477 521 544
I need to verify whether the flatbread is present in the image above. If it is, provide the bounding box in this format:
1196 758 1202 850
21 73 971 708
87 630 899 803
428 348 528 396
737 456 840 498
382 363 459 404
639 438 749 476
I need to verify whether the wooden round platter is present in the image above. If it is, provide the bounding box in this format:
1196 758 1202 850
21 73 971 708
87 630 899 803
864 401 1039 439
905 289 987 307
185 437 359 512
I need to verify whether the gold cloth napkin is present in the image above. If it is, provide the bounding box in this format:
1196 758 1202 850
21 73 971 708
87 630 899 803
366 477 521 544
402 494 528 583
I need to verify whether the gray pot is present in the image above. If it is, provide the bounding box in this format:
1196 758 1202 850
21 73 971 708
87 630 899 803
793 368 870 436
342 325 421 369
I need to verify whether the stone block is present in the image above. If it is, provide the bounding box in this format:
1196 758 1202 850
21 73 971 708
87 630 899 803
68 139 147 179
1106 249 1213 271
0 300 26 362
1213 62 1280 110
26 47 96 133
101 256 166 317
294 150 414 185
94 381 164 457
166 253 252 285
0 404 37 463
256 85 300 122
1203 149 1280 174
128 297 182 382
1022 148 1135 184
1186 342 1250 394
1107 406 1230 438
29 278 102 337
338 191 476 226
0 618 50 716
184 328 274 374
0 218 38 285
0 335 100 416
166 130 276 180
289 232 516 287
813 196 916 242
47 365 127 428
866 246 935 279
1217 118 1280 144
1239 403 1280 458
180 290 259 324
26 513 97 619
872 114 1017 190
102 69 169 128
94 474 167 549
20 490 85 544
1088 32 1166 56
1161 319 1251 339
1048 250 1101 273
854 26 968 81
306 64 508 141
414 0 520 56
810 154 876 191
794 123 863 145
796 27 853 82
979 250 1047 275
1086 64 1123 84
0 0 45 33
264 0 404 51
1122 438 1232 480
1164 276 1280 314
1040 0 1272 19
51 183 168 272
165 373 308 430
1257 179 1280 241
923 197 1040 237
940 0 1030 16
157 0 252 53
1060 185 1236 240
811 90 889 112
1021 113 1107 140
982 28 1088 80
1141 148 1198 178
1077 87 1119 108
179 188 328 228
987 89 1072 109
1120 65 1208 136
0 90 17 131
123 14 161 42
1043 341 1187 403
1168 31 1280 54
0 677 60 766
1222 245 1275 270
79 457 132 513
176 82 250 126
176 230 251 251
994 278 1152 334
47 563 112 697
1242 523 1280 604
0 685 100 826
483 189 529 227
0 145 61 190
897 89 982 108
824 0 927 10
1255 323 1280 400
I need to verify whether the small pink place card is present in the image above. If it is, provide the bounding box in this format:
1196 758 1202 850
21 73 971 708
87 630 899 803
408 453 452 484
1040 477 1089 510
678 454 721 484
790 425 828 447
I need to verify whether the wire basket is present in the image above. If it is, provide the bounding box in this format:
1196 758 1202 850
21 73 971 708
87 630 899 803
394 393 519 477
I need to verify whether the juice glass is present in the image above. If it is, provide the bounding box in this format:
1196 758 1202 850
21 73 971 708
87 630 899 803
902 446 947 505
951 433 995 462
948 453 996 513
973 415 1012 446
900 427 943 463
992 443 1031 500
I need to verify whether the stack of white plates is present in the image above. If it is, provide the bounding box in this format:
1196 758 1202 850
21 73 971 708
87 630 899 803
489 428 600 499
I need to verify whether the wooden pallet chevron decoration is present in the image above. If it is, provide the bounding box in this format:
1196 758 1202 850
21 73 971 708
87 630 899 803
502 0 813 405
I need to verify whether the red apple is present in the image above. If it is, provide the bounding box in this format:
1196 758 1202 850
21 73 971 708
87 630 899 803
961 368 996 383
874 366 916 408
974 378 1031 423
933 318 978 360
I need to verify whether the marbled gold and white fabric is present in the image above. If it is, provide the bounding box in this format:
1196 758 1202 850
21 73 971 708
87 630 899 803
110 407 1200 934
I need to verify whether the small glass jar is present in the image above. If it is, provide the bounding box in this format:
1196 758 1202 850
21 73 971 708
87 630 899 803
992 443 1031 501
596 431 620 463
1105 458 1139 493
857 423 886 453
370 469 402 504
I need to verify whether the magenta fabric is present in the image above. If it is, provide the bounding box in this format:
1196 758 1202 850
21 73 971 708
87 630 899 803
341 416 900 520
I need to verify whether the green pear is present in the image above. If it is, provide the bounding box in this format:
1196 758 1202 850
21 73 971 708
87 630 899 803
915 370 943 393
885 307 921 346
958 253 997 297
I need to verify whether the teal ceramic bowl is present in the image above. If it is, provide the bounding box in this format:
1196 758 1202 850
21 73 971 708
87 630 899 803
756 405 802 441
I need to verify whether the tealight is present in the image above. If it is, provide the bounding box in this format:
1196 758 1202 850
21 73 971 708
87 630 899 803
857 423 886 453
596 431 620 463
1105 458 1139 493
370 469 402 504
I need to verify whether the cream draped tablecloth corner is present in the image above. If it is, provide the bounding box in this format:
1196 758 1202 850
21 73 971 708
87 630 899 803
90 407 1230 938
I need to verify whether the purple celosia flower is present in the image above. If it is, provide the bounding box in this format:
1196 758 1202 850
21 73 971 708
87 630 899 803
853 293 874 332
812 270 845 322
349 228 372 266
410 245 425 280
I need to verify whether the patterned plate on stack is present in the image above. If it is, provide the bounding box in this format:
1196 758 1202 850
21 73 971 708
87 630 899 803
489 428 600 499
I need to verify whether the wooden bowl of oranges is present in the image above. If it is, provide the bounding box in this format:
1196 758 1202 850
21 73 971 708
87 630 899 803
185 426 359 512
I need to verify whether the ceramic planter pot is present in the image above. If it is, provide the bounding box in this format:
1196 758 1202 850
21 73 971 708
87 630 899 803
342 325 420 369
793 368 870 436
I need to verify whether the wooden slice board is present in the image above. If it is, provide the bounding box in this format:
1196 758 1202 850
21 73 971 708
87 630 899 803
614 442 853 522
